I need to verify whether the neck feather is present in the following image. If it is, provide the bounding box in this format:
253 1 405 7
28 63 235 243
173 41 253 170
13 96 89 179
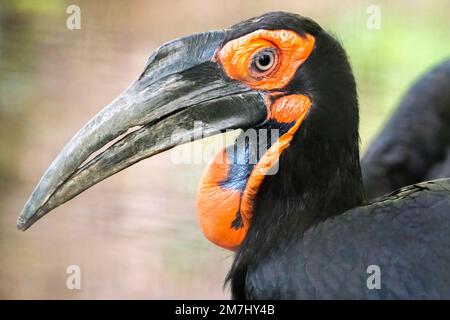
227 30 366 298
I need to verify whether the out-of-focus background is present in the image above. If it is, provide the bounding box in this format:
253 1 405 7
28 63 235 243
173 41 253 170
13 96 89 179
0 0 449 299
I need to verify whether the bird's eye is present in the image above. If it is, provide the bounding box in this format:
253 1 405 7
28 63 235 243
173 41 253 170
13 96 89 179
252 49 276 73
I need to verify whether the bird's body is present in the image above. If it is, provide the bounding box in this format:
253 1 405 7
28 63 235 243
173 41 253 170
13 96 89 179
243 179 450 299
362 60 450 199
18 12 450 299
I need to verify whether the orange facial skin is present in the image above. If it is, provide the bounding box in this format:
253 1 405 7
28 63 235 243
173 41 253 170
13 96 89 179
240 95 311 221
197 29 315 251
218 29 315 90
197 149 250 250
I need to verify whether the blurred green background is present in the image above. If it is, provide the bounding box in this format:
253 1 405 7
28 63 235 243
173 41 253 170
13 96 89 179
0 0 449 299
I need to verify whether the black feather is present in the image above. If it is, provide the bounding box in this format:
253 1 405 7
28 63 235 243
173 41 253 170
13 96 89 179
362 59 450 199
223 12 450 300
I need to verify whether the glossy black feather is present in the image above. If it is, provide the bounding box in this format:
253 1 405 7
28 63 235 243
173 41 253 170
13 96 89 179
223 12 450 300
362 59 450 199
245 179 450 299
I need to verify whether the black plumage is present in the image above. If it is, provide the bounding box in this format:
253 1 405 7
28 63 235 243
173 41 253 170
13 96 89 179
226 12 450 299
245 180 450 299
362 59 450 199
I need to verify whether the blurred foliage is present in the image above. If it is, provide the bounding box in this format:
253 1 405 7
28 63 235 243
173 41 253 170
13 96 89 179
333 7 450 148
0 1 65 189
6 0 62 15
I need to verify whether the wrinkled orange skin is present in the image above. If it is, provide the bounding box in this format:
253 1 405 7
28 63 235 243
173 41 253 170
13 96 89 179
197 95 312 251
197 149 248 251
240 95 311 223
197 29 315 250
218 29 315 90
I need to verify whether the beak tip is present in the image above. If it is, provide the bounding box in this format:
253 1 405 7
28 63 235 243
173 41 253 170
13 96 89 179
16 216 28 231
16 206 35 231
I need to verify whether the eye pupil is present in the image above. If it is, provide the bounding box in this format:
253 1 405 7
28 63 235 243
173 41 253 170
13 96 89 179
258 54 271 67
254 50 275 72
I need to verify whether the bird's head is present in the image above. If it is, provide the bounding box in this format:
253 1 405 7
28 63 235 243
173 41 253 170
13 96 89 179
18 12 360 250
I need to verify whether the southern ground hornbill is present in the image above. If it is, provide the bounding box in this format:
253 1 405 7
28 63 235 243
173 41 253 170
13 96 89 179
18 12 450 299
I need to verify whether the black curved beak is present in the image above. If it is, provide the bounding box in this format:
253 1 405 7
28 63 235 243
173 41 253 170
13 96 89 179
17 30 266 231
